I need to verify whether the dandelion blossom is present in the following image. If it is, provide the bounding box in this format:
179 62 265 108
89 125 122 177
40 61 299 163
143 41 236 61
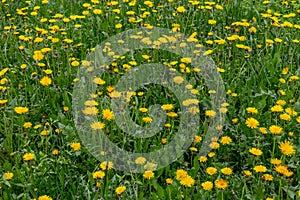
70 142 81 151
177 6 186 13
180 175 195 187
206 167 217 175
115 186 126 195
143 171 154 179
176 169 188 180
269 125 283 135
38 195 52 200
14 106 29 114
279 140 296 156
92 170 105 179
245 117 259 128
249 148 263 156
215 178 228 189
23 153 35 161
201 181 213 190
253 165 267 173
102 109 114 120
4 172 13 180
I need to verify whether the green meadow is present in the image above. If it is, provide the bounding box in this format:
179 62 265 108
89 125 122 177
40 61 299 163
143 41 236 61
0 0 300 199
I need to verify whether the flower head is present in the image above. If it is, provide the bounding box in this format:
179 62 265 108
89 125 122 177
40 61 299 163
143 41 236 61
253 165 267 173
115 186 126 195
249 148 263 156
245 117 259 128
4 172 13 180
180 175 195 187
177 6 186 13
14 106 29 114
143 171 154 179
279 140 296 156
201 181 213 190
70 142 81 151
23 153 35 161
269 125 283 135
100 161 113 170
206 167 217 175
102 109 114 120
176 169 188 180
221 167 233 175
92 170 105 179
38 195 52 200
215 178 228 189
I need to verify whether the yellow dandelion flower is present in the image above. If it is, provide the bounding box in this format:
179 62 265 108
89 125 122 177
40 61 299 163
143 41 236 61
205 110 216 117
115 186 126 195
115 23 122 29
82 107 99 115
135 157 146 165
177 6 186 13
262 174 273 181
52 149 59 155
243 170 252 177
221 167 233 175
176 169 188 180
269 125 283 135
215 178 228 189
23 122 32 128
4 172 13 180
143 171 154 179
139 107 148 113
100 161 113 170
206 167 217 175
194 135 202 143
166 178 173 184
279 113 291 121
249 148 263 156
203 49 213 56
246 107 258 114
180 175 195 187
245 117 259 128
93 9 102 15
270 158 281 165
142 116 152 123
232 118 239 124
92 170 105 179
279 140 296 156
70 142 81 151
40 76 52 86
33 51 44 61
0 99 8 104
93 77 106 85
201 181 213 190
208 19 217 25
90 122 105 130
38 195 52 200
253 165 267 173
102 109 114 120
271 105 283 112
173 76 184 84
285 108 297 116
14 106 29 114
220 136 232 145
274 165 288 175
23 153 35 161
167 112 178 117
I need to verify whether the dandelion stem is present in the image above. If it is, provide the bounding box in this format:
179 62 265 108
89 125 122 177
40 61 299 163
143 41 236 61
272 137 276 158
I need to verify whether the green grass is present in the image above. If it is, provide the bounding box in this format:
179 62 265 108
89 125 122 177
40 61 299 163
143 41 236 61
0 0 300 199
